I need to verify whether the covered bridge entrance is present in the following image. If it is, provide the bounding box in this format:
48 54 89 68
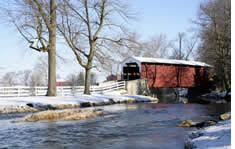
122 62 140 80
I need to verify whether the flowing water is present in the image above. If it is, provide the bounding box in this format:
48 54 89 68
0 103 229 149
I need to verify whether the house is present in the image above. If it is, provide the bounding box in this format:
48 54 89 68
121 56 212 88
106 74 122 81
106 74 117 81
56 79 72 86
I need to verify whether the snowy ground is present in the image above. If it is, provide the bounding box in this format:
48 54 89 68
0 90 158 113
187 119 231 149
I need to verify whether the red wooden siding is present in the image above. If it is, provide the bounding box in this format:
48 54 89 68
141 63 210 88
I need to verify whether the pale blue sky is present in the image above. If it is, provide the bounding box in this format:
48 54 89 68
129 0 201 38
0 0 202 82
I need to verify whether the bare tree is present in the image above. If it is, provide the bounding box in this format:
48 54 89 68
16 70 33 86
31 56 48 86
22 70 33 86
67 71 85 86
1 0 57 96
1 72 17 86
1 57 48 87
142 34 170 58
195 0 231 90
77 72 85 86
170 32 198 60
58 0 135 94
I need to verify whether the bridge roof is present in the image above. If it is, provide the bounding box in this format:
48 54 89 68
122 56 212 68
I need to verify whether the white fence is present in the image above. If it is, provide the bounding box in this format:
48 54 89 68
0 81 126 97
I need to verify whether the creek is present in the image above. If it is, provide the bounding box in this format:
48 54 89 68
0 102 229 149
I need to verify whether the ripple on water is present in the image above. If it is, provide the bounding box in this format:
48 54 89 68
0 103 229 149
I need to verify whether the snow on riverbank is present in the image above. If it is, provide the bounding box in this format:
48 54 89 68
187 119 231 149
0 91 158 113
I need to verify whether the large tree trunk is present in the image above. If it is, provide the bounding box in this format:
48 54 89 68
47 47 57 96
46 0 57 96
84 68 91 94
84 42 95 95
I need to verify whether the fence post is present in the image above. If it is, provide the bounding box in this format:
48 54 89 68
61 87 64 96
116 81 118 90
35 87 37 96
18 87 20 97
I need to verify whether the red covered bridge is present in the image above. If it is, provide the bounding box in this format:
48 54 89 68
121 57 212 88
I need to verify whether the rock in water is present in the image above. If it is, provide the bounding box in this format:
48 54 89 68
220 112 231 121
26 103 34 107
80 102 92 107
178 120 196 128
195 120 217 128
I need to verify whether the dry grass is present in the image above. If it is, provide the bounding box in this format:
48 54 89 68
23 109 103 122
54 104 80 109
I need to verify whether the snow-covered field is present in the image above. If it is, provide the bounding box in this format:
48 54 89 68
0 91 158 113
187 119 231 149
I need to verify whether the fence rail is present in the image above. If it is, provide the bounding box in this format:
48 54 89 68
0 81 126 97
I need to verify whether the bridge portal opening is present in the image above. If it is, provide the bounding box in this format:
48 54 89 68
122 62 140 80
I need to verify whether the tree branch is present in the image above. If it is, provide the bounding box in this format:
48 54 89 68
84 0 93 41
57 26 87 68
93 0 106 39
32 0 51 29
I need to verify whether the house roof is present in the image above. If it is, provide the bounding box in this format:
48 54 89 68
122 56 212 67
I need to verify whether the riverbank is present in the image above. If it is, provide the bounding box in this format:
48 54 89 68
0 92 158 114
185 119 231 149
189 90 231 104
